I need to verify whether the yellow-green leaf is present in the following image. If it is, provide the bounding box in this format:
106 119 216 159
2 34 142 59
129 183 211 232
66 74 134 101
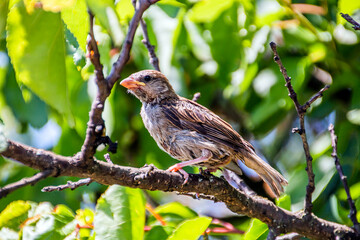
7 1 72 120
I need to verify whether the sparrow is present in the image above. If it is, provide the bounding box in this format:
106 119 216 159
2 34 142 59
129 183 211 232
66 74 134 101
120 70 288 197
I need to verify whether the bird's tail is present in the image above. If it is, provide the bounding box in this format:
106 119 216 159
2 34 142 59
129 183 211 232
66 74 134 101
241 152 288 198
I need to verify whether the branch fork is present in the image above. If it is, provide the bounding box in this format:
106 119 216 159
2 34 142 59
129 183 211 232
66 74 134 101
270 42 330 215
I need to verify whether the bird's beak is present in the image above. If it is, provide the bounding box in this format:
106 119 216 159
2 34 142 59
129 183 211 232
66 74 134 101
120 77 146 90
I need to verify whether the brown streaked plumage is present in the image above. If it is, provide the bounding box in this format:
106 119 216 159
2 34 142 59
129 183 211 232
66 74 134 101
120 70 288 197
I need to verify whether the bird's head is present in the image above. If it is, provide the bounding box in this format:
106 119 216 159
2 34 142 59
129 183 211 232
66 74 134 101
120 70 178 103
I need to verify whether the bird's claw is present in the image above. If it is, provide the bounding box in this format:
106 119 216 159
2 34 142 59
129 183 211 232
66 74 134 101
167 164 189 185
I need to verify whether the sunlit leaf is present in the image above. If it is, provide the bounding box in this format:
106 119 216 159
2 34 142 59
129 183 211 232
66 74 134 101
0 0 9 38
167 216 212 240
244 219 268 240
276 194 291 211
115 0 134 25
62 0 89 52
0 200 31 230
188 0 233 23
94 185 146 240
7 1 72 123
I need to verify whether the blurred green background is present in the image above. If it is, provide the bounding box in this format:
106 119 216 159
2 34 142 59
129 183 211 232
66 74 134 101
0 0 360 238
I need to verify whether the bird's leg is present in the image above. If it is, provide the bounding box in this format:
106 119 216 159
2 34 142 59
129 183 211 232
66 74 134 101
167 149 212 184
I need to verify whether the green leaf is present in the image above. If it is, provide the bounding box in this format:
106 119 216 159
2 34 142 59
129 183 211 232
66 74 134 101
208 4 241 82
0 200 31 230
4 63 48 128
330 194 351 225
338 182 360 201
94 185 146 240
188 0 233 23
244 219 268 240
145 225 174 240
20 202 76 240
155 202 198 220
86 0 124 46
0 0 9 39
147 202 197 227
275 194 291 211
167 216 212 240
115 0 134 25
61 0 89 52
6 1 72 122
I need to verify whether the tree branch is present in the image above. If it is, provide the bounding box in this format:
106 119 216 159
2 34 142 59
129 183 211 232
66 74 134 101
79 0 159 165
1 139 358 240
107 0 160 87
329 124 360 232
340 13 360 30
270 42 330 215
41 178 93 192
140 19 160 71
0 170 54 199
132 0 160 71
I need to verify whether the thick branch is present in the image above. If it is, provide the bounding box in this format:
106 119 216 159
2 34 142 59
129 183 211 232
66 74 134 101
340 13 360 30
0 170 54 199
329 124 360 232
1 139 358 240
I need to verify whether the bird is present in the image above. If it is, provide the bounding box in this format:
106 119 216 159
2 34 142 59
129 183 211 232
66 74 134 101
120 70 288 197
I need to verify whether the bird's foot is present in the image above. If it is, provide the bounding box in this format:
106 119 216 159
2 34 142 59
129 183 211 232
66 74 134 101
167 164 189 184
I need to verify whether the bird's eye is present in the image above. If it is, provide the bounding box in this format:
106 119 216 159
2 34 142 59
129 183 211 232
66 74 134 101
144 75 151 82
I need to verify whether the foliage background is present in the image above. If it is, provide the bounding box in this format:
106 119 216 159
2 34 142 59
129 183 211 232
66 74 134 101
0 0 360 239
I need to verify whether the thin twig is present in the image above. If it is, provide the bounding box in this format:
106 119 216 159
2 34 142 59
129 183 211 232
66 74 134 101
0 170 54 199
87 11 106 85
340 13 360 30
140 20 160 71
270 42 330 215
303 85 330 110
132 0 160 71
329 124 360 232
41 178 93 192
107 0 160 87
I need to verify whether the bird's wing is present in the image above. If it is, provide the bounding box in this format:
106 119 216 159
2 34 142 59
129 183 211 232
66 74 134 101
162 97 254 152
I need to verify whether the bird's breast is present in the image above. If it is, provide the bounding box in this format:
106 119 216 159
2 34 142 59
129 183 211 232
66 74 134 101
141 103 175 152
